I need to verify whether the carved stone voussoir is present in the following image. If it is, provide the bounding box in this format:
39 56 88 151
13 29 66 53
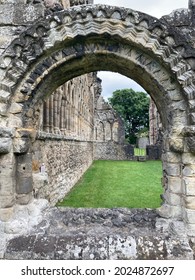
169 137 184 153
186 136 195 154
0 138 12 154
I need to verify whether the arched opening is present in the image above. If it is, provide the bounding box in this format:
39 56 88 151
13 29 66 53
38 70 163 210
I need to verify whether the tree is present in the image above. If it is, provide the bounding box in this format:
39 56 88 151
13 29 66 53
108 89 150 144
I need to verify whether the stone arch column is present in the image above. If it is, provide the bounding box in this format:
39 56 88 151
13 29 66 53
1 5 195 235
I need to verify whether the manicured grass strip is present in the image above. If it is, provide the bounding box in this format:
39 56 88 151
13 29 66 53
57 160 163 209
134 148 146 156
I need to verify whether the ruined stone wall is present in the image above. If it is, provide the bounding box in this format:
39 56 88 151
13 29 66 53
32 138 93 205
94 142 134 160
31 72 97 204
94 94 133 160
33 65 128 202
149 99 161 145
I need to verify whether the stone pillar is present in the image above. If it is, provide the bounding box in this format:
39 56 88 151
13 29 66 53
49 94 54 133
0 127 15 221
53 91 59 134
181 151 195 236
16 152 33 205
149 98 161 145
157 135 183 220
43 99 50 133
60 97 66 134
0 153 15 221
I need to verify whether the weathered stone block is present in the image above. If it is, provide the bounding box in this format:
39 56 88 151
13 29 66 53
0 207 13 222
7 115 23 129
186 223 195 237
182 177 195 196
168 176 182 194
167 89 182 101
54 235 108 260
186 137 195 154
0 176 15 196
183 208 195 224
182 165 195 176
169 137 184 153
33 173 49 199
13 4 44 25
4 235 36 260
109 236 137 260
190 113 195 125
0 103 7 116
0 164 13 177
0 26 25 50
16 193 32 205
164 162 181 176
183 196 195 210
156 204 182 219
9 103 23 114
16 153 32 174
13 138 30 154
164 191 181 206
0 5 14 25
0 127 14 138
165 237 193 259
16 176 33 194
182 152 195 164
0 195 15 208
162 152 181 163
136 236 168 259
0 138 12 154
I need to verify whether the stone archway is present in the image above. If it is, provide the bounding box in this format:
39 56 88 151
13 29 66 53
1 4 195 236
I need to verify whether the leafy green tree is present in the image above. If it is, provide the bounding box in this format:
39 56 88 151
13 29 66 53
108 89 150 144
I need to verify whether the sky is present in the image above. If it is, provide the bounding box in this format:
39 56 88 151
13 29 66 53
93 0 188 100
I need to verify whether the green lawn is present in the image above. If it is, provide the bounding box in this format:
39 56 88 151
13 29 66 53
57 160 163 209
134 148 146 156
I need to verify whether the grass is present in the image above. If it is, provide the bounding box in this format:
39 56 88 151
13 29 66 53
57 160 163 209
134 148 146 156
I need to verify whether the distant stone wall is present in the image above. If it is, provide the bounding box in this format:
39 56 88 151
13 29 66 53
94 142 134 160
149 98 162 145
137 137 149 149
93 90 131 160
32 137 93 205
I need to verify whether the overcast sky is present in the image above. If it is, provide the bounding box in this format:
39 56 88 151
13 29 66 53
93 0 188 100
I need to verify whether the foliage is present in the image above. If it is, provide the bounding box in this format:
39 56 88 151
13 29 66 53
57 160 162 209
136 127 149 138
108 89 150 144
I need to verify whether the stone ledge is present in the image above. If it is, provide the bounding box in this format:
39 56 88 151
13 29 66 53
2 207 194 260
36 131 93 142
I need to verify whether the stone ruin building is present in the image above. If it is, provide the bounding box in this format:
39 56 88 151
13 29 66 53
1 0 195 259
